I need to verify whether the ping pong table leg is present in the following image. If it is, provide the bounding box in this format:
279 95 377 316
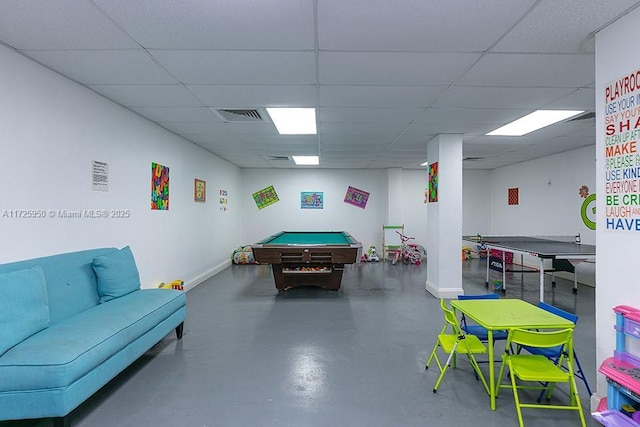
539 258 545 303
573 269 578 294
485 250 489 288
501 251 506 294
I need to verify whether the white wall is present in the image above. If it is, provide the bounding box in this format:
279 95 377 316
240 168 430 252
474 146 596 285
463 170 491 235
0 45 242 289
241 169 386 249
398 169 429 246
489 146 596 244
594 7 640 406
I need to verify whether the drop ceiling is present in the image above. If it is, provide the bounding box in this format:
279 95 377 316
1 0 638 169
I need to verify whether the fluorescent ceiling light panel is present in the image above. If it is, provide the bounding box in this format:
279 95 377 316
292 156 319 165
420 161 429 166
486 110 584 136
266 108 317 135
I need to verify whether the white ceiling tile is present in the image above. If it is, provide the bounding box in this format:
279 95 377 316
151 50 317 85
131 107 219 123
243 135 318 145
159 122 231 135
544 88 596 110
494 0 640 53
0 0 138 49
90 85 203 107
318 0 537 52
319 107 424 123
415 108 526 125
2 0 617 169
319 52 480 86
320 122 408 136
320 135 394 145
24 50 177 84
188 85 318 108
320 86 446 108
458 53 594 87
434 86 576 109
93 0 315 50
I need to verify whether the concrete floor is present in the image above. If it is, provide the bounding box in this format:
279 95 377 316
3 259 599 427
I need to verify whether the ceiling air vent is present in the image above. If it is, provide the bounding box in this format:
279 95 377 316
263 156 291 162
463 157 483 161
566 112 595 122
214 109 265 123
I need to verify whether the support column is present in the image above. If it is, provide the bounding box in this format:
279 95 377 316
425 134 463 298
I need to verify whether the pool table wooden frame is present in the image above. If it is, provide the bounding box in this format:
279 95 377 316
251 231 362 291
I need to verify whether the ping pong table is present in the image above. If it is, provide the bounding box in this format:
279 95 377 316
464 235 596 302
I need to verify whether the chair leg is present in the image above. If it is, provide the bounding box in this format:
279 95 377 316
569 370 587 426
467 353 490 395
433 342 458 393
508 363 526 427
573 353 592 396
425 342 441 370
496 353 508 397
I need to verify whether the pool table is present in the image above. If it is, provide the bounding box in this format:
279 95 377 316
251 231 362 291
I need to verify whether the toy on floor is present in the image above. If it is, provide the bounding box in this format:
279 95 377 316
159 280 184 291
232 245 257 264
367 246 380 262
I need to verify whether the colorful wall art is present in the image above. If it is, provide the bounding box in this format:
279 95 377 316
252 185 279 210
508 187 519 205
579 185 596 230
194 179 206 203
301 192 323 209
151 162 169 210
428 162 438 203
603 68 640 232
344 186 369 209
220 189 228 212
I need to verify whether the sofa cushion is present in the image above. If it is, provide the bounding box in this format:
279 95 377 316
0 266 50 356
92 246 141 303
0 288 186 392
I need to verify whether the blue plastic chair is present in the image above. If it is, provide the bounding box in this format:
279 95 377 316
518 302 592 398
457 294 508 342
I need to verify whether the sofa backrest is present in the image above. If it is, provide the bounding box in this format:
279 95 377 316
0 248 117 324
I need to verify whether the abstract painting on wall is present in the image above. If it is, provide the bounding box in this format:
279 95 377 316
508 187 519 205
252 185 279 210
301 192 323 209
344 186 369 209
428 162 438 203
151 162 169 210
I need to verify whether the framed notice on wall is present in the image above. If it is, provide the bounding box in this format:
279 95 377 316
194 179 206 203
92 160 108 191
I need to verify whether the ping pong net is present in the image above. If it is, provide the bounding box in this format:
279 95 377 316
465 234 582 245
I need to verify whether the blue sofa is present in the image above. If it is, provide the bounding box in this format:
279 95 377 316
0 247 186 426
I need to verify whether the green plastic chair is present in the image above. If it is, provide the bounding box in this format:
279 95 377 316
425 299 490 395
496 328 586 427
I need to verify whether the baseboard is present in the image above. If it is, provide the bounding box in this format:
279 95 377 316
591 392 605 412
425 280 464 299
184 259 232 292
